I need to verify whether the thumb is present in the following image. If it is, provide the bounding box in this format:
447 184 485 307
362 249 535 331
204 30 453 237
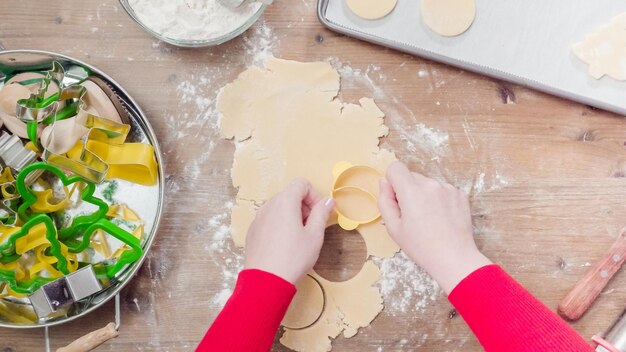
305 197 335 235
378 178 401 231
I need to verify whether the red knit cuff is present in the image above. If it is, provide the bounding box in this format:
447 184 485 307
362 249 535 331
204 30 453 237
448 264 503 303
447 264 594 352
232 269 297 316
233 269 296 305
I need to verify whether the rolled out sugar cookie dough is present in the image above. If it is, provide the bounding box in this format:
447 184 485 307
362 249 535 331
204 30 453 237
282 275 325 330
572 13 626 81
219 57 399 351
421 0 476 37
346 0 398 20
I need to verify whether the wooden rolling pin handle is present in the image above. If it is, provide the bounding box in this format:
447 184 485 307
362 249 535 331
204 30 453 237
558 231 626 321
56 323 119 352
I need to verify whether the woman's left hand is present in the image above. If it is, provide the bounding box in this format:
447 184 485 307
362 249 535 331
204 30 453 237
244 178 335 284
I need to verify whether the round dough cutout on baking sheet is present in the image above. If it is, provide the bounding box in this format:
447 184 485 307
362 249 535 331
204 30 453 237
421 0 476 37
282 275 325 330
346 0 398 20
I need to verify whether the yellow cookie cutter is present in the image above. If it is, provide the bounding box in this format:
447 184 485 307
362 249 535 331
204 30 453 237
331 161 382 231
0 167 17 200
67 136 158 186
0 300 36 324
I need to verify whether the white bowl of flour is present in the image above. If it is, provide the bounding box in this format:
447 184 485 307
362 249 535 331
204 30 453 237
120 0 265 47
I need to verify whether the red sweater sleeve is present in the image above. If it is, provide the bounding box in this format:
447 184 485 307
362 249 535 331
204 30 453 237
448 265 594 352
197 269 296 352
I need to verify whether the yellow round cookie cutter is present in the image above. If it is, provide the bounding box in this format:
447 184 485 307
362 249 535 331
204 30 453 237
331 161 382 231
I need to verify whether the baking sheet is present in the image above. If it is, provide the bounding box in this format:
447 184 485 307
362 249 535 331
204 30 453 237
319 0 626 116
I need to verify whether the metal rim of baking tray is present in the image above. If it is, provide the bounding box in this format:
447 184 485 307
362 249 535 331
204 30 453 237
118 0 267 48
0 49 165 329
316 0 626 116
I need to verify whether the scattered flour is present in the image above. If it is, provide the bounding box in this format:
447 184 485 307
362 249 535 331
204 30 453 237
158 21 277 311
170 21 276 142
472 171 510 194
204 203 245 309
401 123 449 159
212 288 233 307
243 23 277 66
374 252 441 314
128 0 262 41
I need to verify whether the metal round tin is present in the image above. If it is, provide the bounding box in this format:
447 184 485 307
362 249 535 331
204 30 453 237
0 50 164 329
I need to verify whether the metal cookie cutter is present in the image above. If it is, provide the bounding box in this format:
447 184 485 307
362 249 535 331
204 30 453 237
331 161 382 231
0 132 39 227
36 268 123 352
13 61 125 184
0 133 37 172
11 60 158 186
28 265 102 319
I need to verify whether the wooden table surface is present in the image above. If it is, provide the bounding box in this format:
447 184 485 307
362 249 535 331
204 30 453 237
1 1 625 351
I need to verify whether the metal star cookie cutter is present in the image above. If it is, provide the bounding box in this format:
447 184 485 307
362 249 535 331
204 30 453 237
331 161 382 231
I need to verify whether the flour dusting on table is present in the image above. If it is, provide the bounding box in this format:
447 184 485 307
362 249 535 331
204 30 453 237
164 22 278 309
374 253 441 314
205 203 244 309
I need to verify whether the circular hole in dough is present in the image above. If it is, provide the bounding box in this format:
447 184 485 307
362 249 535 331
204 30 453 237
282 275 325 330
314 225 368 282
421 0 476 37
346 0 398 20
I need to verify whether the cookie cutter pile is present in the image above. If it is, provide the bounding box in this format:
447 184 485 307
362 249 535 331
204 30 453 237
0 59 158 323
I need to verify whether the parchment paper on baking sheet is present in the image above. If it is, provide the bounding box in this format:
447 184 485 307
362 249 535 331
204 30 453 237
321 0 626 115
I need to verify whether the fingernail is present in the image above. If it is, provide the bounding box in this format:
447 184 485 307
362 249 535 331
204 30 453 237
324 197 334 207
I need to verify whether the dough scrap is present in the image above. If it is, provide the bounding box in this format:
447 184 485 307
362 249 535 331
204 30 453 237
346 0 397 20
283 275 325 330
421 0 476 37
219 58 399 351
572 13 626 81
281 262 383 351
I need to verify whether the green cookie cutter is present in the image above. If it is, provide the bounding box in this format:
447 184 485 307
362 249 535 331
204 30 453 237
15 162 109 241
0 267 55 295
63 218 143 278
0 214 69 289
15 163 142 277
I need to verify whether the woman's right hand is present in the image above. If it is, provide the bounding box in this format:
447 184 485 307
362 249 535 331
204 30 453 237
377 161 492 294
